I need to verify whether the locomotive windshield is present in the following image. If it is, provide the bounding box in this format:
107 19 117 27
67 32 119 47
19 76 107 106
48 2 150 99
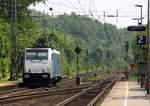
26 49 48 60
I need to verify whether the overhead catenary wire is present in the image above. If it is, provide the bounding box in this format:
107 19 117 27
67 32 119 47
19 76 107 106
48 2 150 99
43 0 83 15
64 0 80 10
87 0 100 19
88 0 92 13
88 0 93 18
30 0 147 27
76 0 87 15
32 0 147 17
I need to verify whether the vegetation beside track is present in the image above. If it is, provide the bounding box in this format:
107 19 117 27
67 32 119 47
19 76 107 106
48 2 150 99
0 80 21 83
80 74 109 85
0 1 132 80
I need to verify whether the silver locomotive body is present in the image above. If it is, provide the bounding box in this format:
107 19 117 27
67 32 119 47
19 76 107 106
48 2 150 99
23 48 62 86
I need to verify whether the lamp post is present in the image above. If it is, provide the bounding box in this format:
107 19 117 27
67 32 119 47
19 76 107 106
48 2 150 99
49 7 54 34
132 18 144 25
134 4 144 85
10 0 18 80
147 0 150 94
135 4 143 25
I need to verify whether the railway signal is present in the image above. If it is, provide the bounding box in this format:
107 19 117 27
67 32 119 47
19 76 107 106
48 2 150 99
74 47 82 85
74 46 82 54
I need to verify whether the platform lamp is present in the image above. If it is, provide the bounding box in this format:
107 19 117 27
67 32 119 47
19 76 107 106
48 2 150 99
49 7 54 34
147 0 150 94
135 4 143 25
132 18 144 25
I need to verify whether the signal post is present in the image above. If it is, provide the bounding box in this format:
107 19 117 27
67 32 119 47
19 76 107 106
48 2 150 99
74 46 82 85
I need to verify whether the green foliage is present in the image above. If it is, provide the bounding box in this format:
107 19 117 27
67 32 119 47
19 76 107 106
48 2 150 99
0 18 11 79
0 0 47 18
32 11 132 76
0 7 132 79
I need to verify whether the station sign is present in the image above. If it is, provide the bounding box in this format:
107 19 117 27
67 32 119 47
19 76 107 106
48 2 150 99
137 36 147 45
129 64 136 68
127 26 146 31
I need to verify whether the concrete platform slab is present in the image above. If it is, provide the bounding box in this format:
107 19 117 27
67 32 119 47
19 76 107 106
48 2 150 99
100 81 150 106
0 81 21 87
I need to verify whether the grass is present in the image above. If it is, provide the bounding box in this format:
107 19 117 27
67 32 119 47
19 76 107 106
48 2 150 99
0 78 22 83
0 80 11 83
88 76 103 81
80 74 108 85
80 81 92 85
89 74 108 81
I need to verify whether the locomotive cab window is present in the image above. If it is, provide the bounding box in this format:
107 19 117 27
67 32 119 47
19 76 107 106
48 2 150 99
37 51 48 60
26 49 48 60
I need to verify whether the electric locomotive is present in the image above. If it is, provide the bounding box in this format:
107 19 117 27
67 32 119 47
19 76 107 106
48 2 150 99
23 48 62 86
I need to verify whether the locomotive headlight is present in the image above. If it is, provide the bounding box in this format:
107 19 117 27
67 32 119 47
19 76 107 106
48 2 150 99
26 69 31 73
42 74 48 78
24 74 30 78
42 69 48 73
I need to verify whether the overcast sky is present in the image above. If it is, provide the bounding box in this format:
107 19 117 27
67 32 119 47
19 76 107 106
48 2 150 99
29 0 148 28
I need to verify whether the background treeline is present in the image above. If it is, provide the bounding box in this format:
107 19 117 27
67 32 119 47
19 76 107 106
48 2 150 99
32 11 133 70
0 0 132 79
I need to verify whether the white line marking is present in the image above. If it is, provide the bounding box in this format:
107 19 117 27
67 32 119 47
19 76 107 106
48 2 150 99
124 81 128 106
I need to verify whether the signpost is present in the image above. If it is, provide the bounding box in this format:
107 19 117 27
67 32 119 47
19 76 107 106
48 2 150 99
74 46 82 85
147 0 150 94
129 64 136 68
127 26 146 31
137 36 147 45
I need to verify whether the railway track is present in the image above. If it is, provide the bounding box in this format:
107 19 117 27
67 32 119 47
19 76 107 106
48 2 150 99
56 74 120 106
0 79 75 98
0 86 89 105
0 72 122 106
0 78 81 105
0 71 111 99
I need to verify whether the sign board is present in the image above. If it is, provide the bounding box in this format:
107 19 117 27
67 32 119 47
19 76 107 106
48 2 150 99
127 26 146 31
129 64 136 68
74 47 81 54
137 36 146 45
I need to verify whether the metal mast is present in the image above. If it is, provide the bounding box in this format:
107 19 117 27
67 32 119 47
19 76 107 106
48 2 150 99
10 0 18 80
147 0 150 94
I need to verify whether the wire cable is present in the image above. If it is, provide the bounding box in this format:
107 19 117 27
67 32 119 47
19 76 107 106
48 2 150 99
76 0 87 15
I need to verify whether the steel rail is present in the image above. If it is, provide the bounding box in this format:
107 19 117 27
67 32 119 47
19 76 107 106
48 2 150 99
0 86 89 105
55 74 121 106
56 87 92 106
87 80 116 106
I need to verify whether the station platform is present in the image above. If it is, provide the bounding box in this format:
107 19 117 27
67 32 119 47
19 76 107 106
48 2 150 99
0 81 21 88
100 81 150 106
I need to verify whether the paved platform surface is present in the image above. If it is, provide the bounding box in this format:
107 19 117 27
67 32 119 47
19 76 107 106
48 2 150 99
0 81 21 87
100 81 150 106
